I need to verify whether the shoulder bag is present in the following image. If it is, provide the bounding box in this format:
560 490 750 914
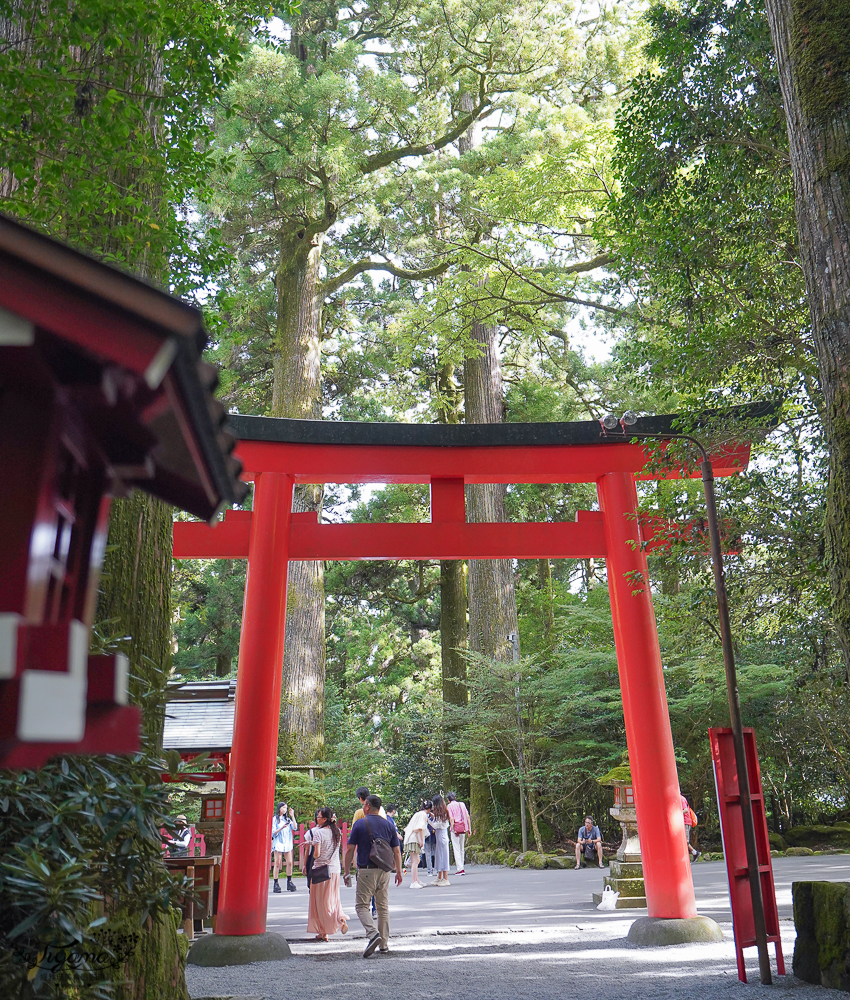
365 816 395 872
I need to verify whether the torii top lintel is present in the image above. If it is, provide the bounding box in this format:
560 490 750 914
228 409 761 485
173 408 768 564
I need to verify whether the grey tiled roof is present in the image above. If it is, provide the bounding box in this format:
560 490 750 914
162 679 236 752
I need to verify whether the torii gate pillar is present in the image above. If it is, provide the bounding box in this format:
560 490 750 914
215 472 293 936
599 471 697 917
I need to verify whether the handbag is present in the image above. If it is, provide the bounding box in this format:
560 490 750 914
453 820 465 835
365 816 395 872
311 863 330 884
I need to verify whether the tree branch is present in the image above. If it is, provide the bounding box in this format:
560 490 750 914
323 257 451 296
361 78 489 174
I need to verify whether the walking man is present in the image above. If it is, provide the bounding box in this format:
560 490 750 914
574 815 604 869
344 794 403 957
446 791 472 875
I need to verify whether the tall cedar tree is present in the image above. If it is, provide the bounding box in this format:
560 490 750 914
764 0 850 676
210 0 573 762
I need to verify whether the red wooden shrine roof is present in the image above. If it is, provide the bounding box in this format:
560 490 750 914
0 214 247 520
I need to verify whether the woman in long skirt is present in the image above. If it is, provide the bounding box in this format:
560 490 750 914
403 800 432 888
304 806 349 941
430 795 451 886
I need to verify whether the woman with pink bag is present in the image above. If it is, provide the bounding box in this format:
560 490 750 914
446 791 472 876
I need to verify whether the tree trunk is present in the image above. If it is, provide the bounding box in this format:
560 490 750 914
273 232 326 763
527 787 544 853
215 653 231 678
464 313 520 843
436 357 469 794
764 0 850 675
441 558 468 793
97 493 172 750
538 557 555 652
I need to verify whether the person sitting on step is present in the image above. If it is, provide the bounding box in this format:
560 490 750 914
575 815 604 869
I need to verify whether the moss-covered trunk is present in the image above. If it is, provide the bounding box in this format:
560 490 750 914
765 0 850 676
441 558 468 794
273 232 326 763
436 359 469 794
97 494 173 750
464 313 520 843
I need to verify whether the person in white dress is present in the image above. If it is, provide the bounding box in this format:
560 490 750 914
430 795 451 885
271 801 297 893
402 800 432 888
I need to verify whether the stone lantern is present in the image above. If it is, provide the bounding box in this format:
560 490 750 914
593 769 646 908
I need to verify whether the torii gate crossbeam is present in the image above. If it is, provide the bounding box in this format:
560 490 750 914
174 412 754 938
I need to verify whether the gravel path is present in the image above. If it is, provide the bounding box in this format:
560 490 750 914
187 858 846 999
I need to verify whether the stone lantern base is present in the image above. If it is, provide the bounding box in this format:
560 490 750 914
592 778 646 909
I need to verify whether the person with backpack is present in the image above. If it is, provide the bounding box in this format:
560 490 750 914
574 815 604 869
343 794 403 957
681 794 702 861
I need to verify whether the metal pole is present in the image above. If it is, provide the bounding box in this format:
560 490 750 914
508 631 528 854
700 458 772 985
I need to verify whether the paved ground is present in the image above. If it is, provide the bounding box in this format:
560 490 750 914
187 856 850 999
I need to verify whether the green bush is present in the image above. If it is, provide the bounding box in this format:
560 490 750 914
784 825 850 849
769 832 788 851
0 754 187 999
786 846 816 856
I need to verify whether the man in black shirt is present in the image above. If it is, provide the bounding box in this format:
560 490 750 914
344 794 403 956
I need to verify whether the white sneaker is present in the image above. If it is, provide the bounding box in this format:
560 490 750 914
410 882 423 889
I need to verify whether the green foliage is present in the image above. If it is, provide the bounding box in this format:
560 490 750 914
0 0 255 289
172 559 247 679
0 755 185 999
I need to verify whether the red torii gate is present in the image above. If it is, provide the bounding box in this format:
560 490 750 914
174 412 752 938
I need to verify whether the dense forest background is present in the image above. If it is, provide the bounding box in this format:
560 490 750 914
4 0 850 991
1 0 848 925
160 0 846 850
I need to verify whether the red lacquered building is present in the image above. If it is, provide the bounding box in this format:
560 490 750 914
0 214 246 768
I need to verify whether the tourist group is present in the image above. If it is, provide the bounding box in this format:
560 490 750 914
270 786 472 957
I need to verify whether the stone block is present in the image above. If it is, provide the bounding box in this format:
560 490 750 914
592 890 646 909
787 846 815 856
610 859 643 879
628 916 724 945
187 932 292 967
793 881 850 990
605 874 645 898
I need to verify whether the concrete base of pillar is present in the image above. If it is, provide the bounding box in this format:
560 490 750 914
187 931 292 966
627 916 724 946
